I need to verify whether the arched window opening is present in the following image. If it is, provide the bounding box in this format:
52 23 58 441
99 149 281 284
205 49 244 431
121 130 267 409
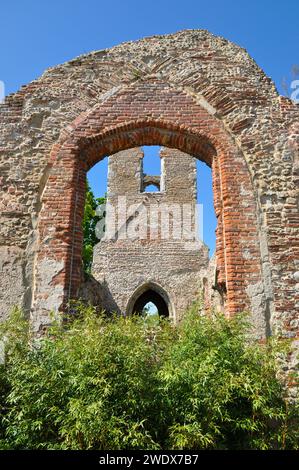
196 160 217 258
84 158 108 273
131 289 169 317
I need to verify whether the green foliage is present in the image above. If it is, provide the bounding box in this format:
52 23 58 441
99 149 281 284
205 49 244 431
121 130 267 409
0 307 30 448
0 303 298 450
82 181 106 273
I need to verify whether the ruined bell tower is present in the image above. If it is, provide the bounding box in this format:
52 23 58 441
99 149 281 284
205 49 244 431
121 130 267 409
91 147 210 319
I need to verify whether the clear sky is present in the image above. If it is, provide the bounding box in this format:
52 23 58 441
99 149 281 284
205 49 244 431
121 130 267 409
1 0 298 254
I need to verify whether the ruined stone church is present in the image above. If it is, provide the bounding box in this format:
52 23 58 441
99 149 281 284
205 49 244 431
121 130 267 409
91 146 213 320
0 30 298 368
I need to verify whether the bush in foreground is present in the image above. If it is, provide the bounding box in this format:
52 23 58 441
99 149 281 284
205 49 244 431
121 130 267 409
0 303 298 450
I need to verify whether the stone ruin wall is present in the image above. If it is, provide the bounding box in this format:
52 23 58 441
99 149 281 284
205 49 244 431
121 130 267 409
0 29 297 376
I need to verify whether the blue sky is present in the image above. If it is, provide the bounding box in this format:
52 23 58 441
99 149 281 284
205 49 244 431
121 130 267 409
1 0 298 254
88 148 214 253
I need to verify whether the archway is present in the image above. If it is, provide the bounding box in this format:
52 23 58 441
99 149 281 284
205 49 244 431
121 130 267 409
0 30 297 370
132 291 169 317
32 81 264 332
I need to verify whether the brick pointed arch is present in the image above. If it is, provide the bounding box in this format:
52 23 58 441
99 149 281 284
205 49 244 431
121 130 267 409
32 81 264 332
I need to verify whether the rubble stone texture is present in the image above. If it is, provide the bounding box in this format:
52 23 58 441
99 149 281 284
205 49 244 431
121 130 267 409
0 31 297 351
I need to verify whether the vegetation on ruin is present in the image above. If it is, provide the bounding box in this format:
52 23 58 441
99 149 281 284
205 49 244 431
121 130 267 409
0 302 298 450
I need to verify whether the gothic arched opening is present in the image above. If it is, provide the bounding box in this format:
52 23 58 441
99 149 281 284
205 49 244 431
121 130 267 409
132 289 169 317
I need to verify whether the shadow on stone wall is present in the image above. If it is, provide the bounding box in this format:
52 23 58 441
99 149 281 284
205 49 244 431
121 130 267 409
78 274 119 314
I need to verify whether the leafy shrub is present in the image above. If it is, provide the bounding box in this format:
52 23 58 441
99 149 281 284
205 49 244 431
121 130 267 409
159 305 298 450
0 303 298 450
